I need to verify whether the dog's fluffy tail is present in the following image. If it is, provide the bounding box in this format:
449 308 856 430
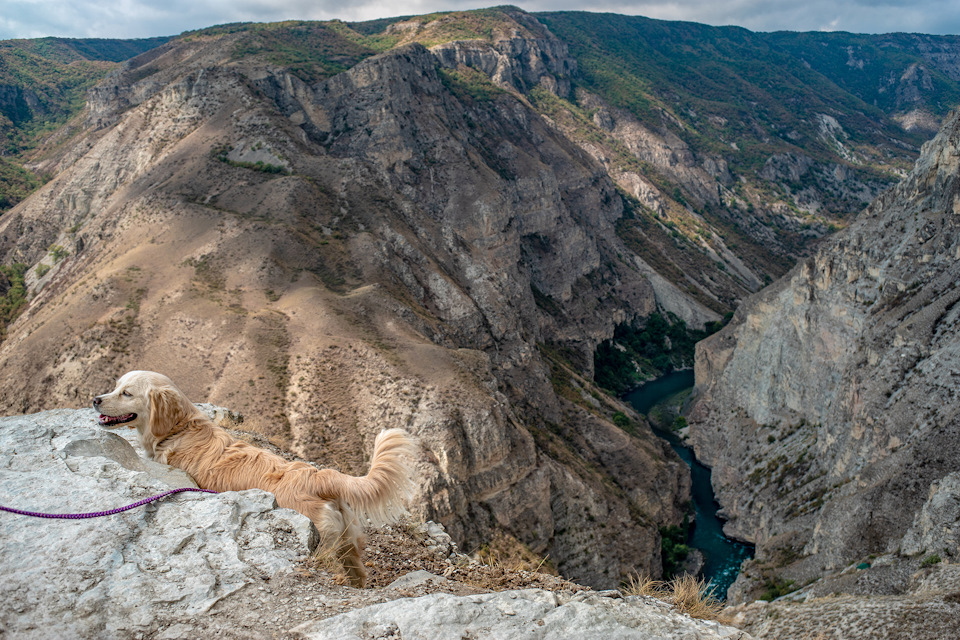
317 428 416 527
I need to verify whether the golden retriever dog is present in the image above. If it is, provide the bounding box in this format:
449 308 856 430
93 370 414 587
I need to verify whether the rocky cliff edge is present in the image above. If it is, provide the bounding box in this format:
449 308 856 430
0 408 748 640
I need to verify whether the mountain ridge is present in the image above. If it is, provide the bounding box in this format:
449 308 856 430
6 9 960 294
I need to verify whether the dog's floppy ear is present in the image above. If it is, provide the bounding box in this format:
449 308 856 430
149 387 188 440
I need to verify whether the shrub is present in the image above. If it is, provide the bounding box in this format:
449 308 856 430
0 263 29 333
660 524 690 578
438 67 505 102
48 244 69 262
668 574 723 619
622 572 663 598
759 575 797 601
921 554 942 568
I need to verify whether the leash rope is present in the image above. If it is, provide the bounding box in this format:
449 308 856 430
0 487 218 520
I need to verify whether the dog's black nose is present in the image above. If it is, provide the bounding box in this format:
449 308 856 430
93 397 101 407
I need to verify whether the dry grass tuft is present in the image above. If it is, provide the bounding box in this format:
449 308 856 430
623 572 665 598
477 548 553 575
362 523 585 593
622 573 724 620
668 574 724 619
473 531 558 575
307 544 355 583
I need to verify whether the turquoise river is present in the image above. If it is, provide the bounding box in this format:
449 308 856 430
624 370 754 599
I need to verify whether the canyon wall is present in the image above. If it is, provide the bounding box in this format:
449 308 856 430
690 108 960 600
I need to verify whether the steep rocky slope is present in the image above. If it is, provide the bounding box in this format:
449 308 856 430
535 12 952 284
689 107 960 602
0 22 696 588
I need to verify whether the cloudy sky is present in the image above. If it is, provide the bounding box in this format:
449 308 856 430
1 0 959 41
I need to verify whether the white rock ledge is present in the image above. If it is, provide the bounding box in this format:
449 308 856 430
0 408 317 639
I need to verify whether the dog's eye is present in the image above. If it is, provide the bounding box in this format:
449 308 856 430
121 391 132 397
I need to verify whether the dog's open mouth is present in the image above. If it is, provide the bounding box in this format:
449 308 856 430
98 413 137 427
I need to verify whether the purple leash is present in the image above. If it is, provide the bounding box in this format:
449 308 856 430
0 487 218 520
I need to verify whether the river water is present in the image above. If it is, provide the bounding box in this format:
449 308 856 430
624 370 754 599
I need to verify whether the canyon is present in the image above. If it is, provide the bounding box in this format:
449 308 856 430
0 12 696 589
2 8 960 610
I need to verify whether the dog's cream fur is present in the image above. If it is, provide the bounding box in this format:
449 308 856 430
94 370 414 587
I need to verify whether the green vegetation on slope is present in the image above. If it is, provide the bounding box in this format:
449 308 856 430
0 35 169 210
0 158 43 212
8 36 171 64
346 6 541 49
593 312 727 395
439 66 507 102
536 11 927 174
767 31 960 118
0 36 170 151
0 50 110 151
0 262 28 337
226 22 379 83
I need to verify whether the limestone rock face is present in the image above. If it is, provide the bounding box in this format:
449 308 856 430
901 472 960 557
689 108 960 600
0 19 691 588
0 409 317 639
431 36 577 98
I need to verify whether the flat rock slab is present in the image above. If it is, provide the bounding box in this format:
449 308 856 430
291 588 752 640
0 409 317 639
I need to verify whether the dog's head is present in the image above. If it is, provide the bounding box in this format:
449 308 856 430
94 371 195 454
